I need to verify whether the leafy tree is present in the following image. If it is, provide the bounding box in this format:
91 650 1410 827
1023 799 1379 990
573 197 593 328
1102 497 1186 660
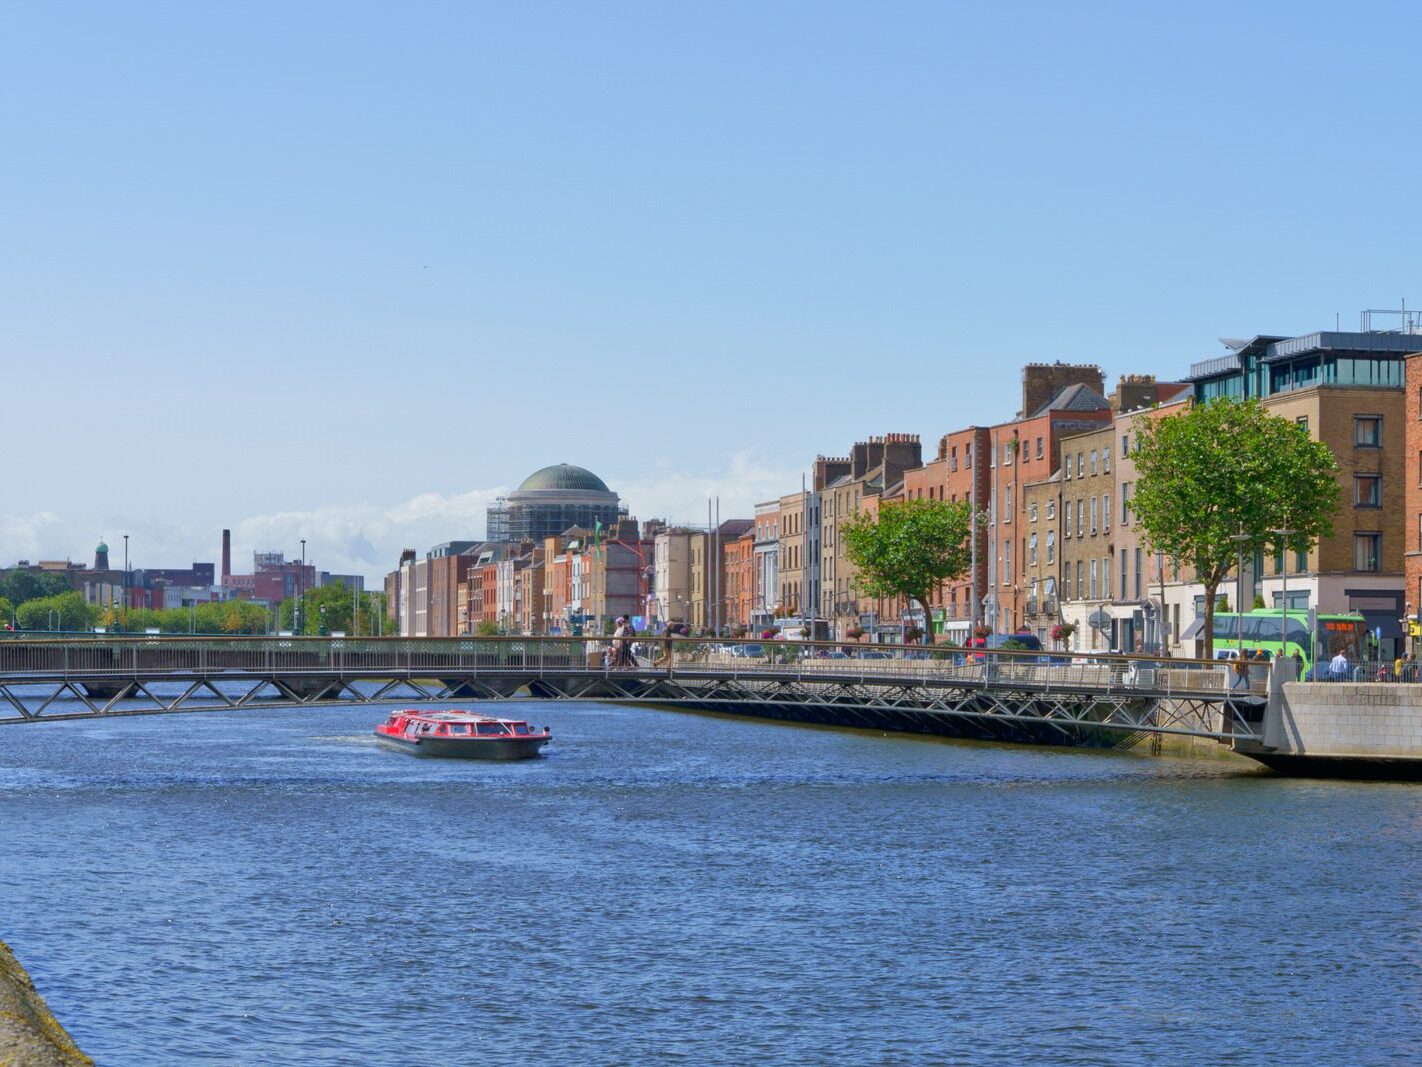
16 591 97 632
278 584 388 635
1130 398 1340 659
841 498 976 644
0 571 69 606
0 596 14 630
474 619 501 637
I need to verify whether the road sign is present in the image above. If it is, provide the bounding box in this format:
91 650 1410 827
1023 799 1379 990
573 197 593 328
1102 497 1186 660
1088 610 1111 630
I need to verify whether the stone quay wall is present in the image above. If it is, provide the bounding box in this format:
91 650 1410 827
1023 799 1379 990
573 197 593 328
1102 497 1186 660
1259 683 1422 758
0 939 91 1067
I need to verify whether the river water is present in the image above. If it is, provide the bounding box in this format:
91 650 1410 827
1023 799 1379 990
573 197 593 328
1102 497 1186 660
2 702 1421 1065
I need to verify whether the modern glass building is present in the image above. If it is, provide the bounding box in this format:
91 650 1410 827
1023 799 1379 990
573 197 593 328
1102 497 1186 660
1189 331 1413 403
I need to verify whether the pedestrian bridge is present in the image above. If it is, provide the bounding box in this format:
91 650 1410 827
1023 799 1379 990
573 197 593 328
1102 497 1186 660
0 635 1268 748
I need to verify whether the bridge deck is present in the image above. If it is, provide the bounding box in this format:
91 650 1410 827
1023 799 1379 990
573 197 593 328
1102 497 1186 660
0 636 1266 744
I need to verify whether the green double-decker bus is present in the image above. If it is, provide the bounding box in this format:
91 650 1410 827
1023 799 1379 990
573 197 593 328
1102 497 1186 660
1209 609 1366 674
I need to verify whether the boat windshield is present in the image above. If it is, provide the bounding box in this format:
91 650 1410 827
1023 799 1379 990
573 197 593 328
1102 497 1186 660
513 724 529 735
476 722 508 736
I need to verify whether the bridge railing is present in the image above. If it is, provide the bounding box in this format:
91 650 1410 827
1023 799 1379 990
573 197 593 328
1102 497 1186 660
0 635 1260 698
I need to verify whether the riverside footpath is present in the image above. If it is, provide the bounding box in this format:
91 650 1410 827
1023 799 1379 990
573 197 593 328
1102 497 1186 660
0 940 90 1066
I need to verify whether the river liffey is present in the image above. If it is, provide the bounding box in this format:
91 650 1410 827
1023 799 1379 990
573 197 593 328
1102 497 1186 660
3 703 1422 1065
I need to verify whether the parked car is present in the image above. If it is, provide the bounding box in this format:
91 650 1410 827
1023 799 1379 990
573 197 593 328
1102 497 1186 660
726 643 765 658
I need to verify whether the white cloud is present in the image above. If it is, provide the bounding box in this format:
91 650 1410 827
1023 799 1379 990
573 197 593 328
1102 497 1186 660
612 450 810 526
0 451 815 583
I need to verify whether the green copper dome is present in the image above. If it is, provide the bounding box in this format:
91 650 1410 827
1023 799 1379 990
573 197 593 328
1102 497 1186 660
516 464 611 493
97 540 108 553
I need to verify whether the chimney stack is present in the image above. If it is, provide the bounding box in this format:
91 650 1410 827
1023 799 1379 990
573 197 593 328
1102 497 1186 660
221 529 231 584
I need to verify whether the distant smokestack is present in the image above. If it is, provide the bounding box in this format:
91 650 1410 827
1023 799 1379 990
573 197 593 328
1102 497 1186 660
221 529 231 583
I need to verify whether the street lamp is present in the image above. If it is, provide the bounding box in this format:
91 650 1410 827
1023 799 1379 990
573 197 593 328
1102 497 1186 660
299 538 307 634
1271 519 1295 663
1229 524 1251 656
122 534 129 631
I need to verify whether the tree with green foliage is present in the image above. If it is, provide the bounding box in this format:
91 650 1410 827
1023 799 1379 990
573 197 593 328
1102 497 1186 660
0 571 69 606
474 619 501 637
1130 397 1340 659
841 498 976 644
101 600 273 634
16 591 97 633
0 596 14 630
278 584 388 636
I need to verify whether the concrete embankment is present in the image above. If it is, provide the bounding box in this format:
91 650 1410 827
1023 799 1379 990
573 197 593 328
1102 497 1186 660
1235 681 1422 777
0 939 91 1066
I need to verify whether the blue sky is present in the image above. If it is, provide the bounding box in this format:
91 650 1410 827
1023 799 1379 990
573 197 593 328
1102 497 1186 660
3 1 1419 579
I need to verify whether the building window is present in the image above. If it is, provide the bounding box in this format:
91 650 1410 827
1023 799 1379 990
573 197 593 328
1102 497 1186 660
1046 531 1055 564
1036 436 1043 460
1075 560 1083 600
1029 502 1038 522
1089 559 1098 600
1355 474 1382 508
1134 547 1142 599
1296 415 1309 434
1103 493 1111 530
1355 415 1382 448
1077 499 1085 537
1004 442 1013 466
1103 446 1111 473
1064 460 1072 481
1090 450 1098 476
1121 482 1131 524
1121 552 1129 600
1354 533 1381 572
1029 533 1038 565
966 444 972 468
1090 496 1098 534
1121 433 1129 455
1101 557 1110 599
1046 499 1056 520
1004 541 1012 584
1077 452 1085 477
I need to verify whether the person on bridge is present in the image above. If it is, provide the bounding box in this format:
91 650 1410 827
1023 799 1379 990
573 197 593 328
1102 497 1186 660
1328 649 1351 681
1232 655 1251 691
612 617 636 668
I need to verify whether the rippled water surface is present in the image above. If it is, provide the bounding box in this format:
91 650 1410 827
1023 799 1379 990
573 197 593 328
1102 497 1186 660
4 702 1422 1065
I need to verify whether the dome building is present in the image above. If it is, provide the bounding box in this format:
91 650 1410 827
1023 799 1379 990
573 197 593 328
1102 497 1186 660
487 464 622 543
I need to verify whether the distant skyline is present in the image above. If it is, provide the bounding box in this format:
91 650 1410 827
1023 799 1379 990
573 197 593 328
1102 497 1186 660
5 2 1420 579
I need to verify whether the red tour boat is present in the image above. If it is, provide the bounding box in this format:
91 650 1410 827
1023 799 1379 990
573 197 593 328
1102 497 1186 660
375 710 551 760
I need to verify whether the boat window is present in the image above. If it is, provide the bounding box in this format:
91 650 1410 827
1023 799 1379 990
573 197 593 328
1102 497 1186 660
449 724 470 735
437 725 449 735
513 724 529 735
476 722 506 735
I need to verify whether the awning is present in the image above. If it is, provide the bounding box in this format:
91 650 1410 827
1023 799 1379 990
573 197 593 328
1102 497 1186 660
1180 617 1207 641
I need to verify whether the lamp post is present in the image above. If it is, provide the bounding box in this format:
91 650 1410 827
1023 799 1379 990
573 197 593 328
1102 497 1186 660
122 534 129 632
1271 520 1295 662
1229 524 1251 657
299 538 306 635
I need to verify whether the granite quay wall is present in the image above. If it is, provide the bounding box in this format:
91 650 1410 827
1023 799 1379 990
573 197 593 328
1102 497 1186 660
0 938 91 1066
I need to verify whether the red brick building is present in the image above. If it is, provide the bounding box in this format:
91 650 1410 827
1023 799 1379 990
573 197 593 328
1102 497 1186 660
1406 353 1422 649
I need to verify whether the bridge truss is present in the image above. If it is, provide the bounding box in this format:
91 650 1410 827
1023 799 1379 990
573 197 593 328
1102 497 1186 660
0 634 1264 746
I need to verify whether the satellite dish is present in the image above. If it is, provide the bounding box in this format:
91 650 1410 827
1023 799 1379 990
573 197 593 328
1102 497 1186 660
1088 610 1111 629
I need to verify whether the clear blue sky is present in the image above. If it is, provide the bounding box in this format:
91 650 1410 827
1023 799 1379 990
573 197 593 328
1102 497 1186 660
3 1 1419 578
